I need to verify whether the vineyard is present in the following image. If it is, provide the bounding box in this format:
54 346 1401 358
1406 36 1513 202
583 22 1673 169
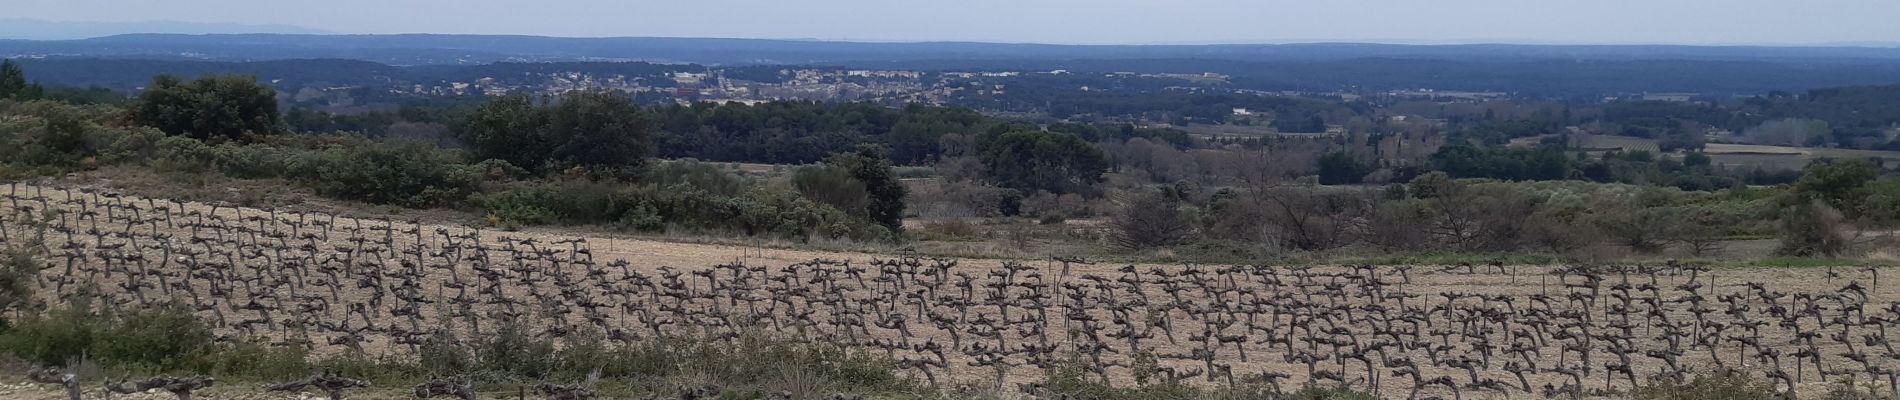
3 182 1898 399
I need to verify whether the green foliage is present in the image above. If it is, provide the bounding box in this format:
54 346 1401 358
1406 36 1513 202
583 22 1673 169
131 74 280 142
0 300 214 371
1793 158 1882 215
373 328 908 396
0 101 111 170
978 128 1108 194
651 101 989 165
0 60 43 100
94 302 216 369
644 160 749 196
1407 171 1457 199
0 301 99 367
461 91 652 175
189 340 313 380
1037 352 1376 400
1633 369 1780 400
476 180 891 240
287 140 483 207
792 165 868 220
1039 354 1197 400
1316 151 1372 185
797 146 908 232
1430 144 1570 181
475 322 558 378
1277 385 1383 400
0 245 38 317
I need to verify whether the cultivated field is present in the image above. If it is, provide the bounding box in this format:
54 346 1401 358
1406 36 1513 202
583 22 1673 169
1545 134 1900 170
4 183 1899 399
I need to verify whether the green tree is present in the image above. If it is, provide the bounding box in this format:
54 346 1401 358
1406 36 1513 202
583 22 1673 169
461 92 651 175
462 95 552 171
1792 158 1880 215
543 91 652 174
131 74 280 141
977 129 1108 195
0 60 43 100
1316 151 1372 185
828 145 907 233
0 245 40 319
1682 152 1712 168
1407 171 1458 199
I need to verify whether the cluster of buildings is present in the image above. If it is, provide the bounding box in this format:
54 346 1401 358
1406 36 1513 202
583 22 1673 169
371 67 1257 107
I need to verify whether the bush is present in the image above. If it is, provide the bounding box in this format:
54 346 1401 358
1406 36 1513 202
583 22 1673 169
131 74 279 142
1317 151 1373 185
475 186 563 226
94 301 215 369
1778 200 1853 257
0 300 213 371
792 165 869 219
1110 191 1195 249
0 302 99 366
191 340 312 380
0 101 136 171
287 140 482 207
644 160 748 196
475 181 892 241
0 244 39 318
461 92 651 175
1633 369 1779 400
209 143 290 178
474 322 558 378
152 135 217 173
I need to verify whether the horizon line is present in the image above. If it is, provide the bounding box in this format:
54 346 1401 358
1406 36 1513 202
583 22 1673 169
20 32 1900 49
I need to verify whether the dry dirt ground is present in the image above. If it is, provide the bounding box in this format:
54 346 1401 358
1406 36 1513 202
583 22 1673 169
4 183 1899 399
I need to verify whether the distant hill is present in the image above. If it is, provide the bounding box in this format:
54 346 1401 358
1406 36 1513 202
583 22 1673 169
7 34 1900 97
12 56 1900 98
4 33 1900 66
0 19 330 40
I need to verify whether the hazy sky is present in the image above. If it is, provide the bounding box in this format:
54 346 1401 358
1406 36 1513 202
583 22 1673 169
8 0 1899 45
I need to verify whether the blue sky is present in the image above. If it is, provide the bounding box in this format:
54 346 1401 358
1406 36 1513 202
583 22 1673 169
7 0 1898 45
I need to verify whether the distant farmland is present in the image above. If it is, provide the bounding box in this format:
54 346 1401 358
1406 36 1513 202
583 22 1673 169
1519 134 1900 170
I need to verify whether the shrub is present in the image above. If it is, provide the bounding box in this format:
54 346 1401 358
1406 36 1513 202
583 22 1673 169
1110 191 1195 249
94 301 216 370
287 140 482 207
131 74 280 142
208 143 290 178
644 160 748 196
192 340 312 380
475 181 891 241
152 135 217 173
0 244 39 317
474 321 558 378
792 165 869 219
0 302 99 366
474 186 562 226
1633 369 1779 400
461 91 651 175
1778 200 1853 257
1317 151 1373 185
0 300 213 371
825 146 907 233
